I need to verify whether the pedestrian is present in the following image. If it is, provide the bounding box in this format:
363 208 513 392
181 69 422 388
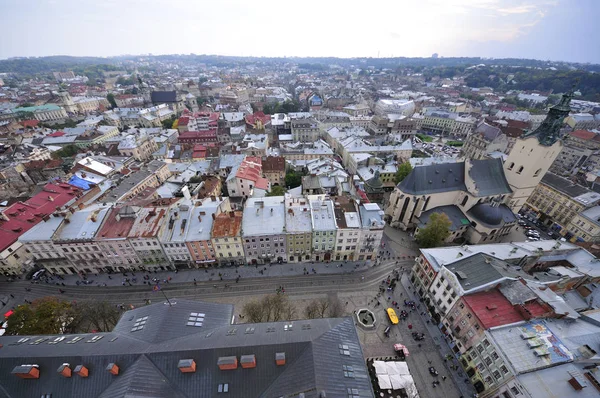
442 376 447 381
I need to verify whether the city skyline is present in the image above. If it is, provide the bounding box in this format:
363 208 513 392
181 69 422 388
1 0 599 64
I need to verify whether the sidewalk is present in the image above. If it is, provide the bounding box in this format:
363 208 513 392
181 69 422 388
400 273 477 398
17 260 377 288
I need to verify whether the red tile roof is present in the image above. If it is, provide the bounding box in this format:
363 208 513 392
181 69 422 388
178 130 218 139
245 112 271 127
0 183 81 252
262 156 285 172
236 159 263 182
463 289 525 329
255 177 270 190
570 130 597 141
97 207 136 239
21 120 39 128
522 300 548 318
48 131 65 137
178 116 190 126
212 211 242 238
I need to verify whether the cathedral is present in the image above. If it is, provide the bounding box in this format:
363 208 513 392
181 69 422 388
385 91 572 244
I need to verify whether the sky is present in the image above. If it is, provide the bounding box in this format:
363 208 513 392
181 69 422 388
0 0 598 63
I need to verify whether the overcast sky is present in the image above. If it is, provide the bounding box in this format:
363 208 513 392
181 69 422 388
1 0 598 63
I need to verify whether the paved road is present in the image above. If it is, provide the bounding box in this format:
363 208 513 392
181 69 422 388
0 259 412 307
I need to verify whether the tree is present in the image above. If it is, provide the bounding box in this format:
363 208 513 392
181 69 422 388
415 213 452 248
19 102 34 108
5 297 77 335
394 162 413 184
71 301 123 332
266 185 286 196
304 297 345 319
52 144 80 159
285 169 302 189
161 115 176 130
106 93 117 108
243 294 296 323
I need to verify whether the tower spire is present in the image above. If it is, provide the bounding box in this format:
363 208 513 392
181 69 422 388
524 86 574 146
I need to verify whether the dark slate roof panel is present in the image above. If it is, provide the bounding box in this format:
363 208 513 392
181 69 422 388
151 91 177 103
418 205 470 231
467 158 512 197
446 253 507 290
98 355 187 398
111 299 233 344
541 173 590 198
398 162 466 195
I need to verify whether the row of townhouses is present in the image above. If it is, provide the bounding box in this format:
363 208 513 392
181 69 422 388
9 194 383 276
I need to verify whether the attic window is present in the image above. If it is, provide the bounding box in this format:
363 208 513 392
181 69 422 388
343 364 355 378
187 312 204 327
131 316 148 332
339 344 351 356
347 388 361 398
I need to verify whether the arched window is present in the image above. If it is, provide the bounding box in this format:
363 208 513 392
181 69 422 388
508 162 515 170
533 168 542 177
517 166 524 174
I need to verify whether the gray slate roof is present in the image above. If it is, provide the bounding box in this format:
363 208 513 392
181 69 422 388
398 162 466 195
151 91 177 103
417 205 470 231
541 172 590 198
0 299 373 398
467 158 512 197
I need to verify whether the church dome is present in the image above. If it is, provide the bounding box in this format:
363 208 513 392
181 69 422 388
468 203 503 226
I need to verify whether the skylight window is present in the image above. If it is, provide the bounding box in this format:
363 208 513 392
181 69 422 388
339 344 350 356
131 316 148 332
186 312 205 327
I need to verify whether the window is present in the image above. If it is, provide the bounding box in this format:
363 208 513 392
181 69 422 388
517 166 524 174
342 364 354 378
483 339 490 347
477 345 484 353
533 168 542 177
508 162 514 170
492 351 499 360
493 370 501 380
510 386 520 395
484 356 492 366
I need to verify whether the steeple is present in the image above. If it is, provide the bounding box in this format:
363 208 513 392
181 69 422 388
524 88 574 146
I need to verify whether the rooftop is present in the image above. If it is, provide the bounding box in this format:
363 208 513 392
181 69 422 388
0 299 373 398
0 183 81 252
490 320 574 374
463 289 525 329
55 204 111 241
284 195 313 233
97 206 138 239
306 195 336 232
242 197 286 237
212 211 242 238
128 207 168 239
185 198 225 242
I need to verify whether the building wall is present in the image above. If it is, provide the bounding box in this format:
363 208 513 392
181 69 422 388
212 236 245 265
504 137 562 212
243 234 287 264
129 237 170 270
98 239 141 269
286 232 312 263
334 228 359 261
355 228 383 261
186 240 216 265
312 230 336 261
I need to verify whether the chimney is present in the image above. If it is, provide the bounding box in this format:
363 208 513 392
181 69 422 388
217 356 238 370
57 363 71 378
212 213 216 220
178 359 196 373
106 363 119 375
74 365 89 378
78 203 85 210
210 195 216 202
229 211 234 218
219 196 222 201
12 364 40 379
240 354 256 369
275 352 285 366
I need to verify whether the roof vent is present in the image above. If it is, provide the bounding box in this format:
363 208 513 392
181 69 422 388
57 363 71 378
12 364 39 379
106 363 119 375
429 180 432 184
240 355 256 369
276 352 286 366
217 356 238 370
74 365 89 378
178 359 196 373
